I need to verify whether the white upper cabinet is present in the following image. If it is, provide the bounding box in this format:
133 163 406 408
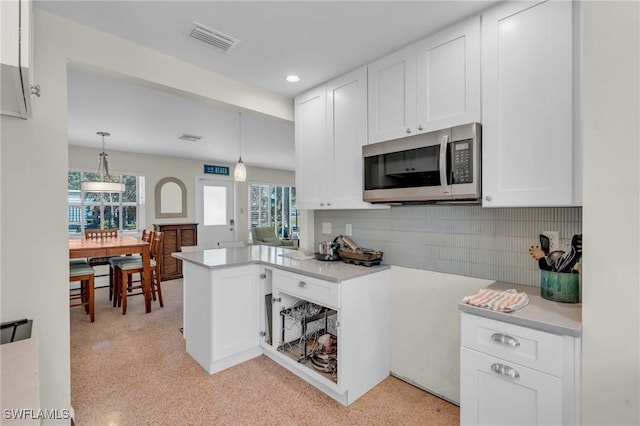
368 16 480 143
326 67 373 209
367 46 417 143
1 0 33 119
481 0 577 207
295 67 383 210
295 86 327 209
416 16 481 133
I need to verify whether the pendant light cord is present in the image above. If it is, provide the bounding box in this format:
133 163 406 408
238 112 242 160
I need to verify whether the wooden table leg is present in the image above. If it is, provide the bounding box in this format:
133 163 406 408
143 244 151 313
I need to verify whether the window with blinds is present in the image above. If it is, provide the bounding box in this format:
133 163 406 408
249 183 298 239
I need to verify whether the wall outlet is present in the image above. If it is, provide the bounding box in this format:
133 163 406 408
322 222 332 234
345 224 352 236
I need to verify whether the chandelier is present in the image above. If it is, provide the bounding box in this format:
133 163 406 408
80 131 125 193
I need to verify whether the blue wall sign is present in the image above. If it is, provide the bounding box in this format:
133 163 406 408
204 165 230 176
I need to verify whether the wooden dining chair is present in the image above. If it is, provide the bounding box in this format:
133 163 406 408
69 260 95 322
113 231 164 315
107 230 152 305
84 229 119 297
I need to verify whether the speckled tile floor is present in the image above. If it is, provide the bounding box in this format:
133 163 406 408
70 280 459 425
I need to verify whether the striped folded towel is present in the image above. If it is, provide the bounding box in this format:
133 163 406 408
463 288 529 313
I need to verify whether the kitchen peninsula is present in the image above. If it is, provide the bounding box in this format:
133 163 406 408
173 245 391 406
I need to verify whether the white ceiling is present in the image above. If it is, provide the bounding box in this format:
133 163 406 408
35 0 499 171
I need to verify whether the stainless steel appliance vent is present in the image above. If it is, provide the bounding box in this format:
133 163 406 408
188 22 240 52
178 133 203 142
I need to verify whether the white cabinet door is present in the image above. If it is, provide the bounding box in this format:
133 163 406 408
481 0 575 207
295 86 327 209
367 46 417 143
460 347 563 426
211 266 260 361
1 0 32 118
326 67 370 209
416 16 480 132
295 69 385 210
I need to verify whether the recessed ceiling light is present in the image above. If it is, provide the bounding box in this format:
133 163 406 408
286 75 300 83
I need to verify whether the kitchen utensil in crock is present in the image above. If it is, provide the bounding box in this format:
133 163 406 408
529 246 565 271
557 234 582 273
546 250 565 269
539 234 550 255
541 230 560 252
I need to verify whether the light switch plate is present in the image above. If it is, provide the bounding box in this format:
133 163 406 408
345 224 352 236
322 222 331 234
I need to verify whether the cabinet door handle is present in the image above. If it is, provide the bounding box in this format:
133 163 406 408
298 281 308 288
406 128 412 134
271 296 281 304
491 333 520 347
418 125 423 131
491 363 520 379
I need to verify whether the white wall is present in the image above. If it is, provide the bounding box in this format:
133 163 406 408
69 146 294 245
0 10 292 423
582 1 640 424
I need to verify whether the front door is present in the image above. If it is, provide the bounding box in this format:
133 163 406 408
195 177 235 248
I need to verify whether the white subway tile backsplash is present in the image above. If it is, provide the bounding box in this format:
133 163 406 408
315 206 582 287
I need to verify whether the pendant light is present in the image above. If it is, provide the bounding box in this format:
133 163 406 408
234 112 247 182
81 131 125 193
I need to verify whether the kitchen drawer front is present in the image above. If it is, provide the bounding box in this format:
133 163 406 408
461 313 564 377
460 347 563 426
274 270 340 309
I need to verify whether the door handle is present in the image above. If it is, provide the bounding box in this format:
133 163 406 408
439 134 450 194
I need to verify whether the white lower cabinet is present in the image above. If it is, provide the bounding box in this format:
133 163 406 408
460 313 580 425
182 260 391 406
183 263 262 374
264 268 391 406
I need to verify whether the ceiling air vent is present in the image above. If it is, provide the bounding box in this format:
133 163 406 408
178 134 203 142
188 22 240 53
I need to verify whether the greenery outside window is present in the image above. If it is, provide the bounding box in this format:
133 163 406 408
68 171 145 234
249 183 298 239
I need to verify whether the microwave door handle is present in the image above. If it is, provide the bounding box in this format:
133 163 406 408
439 134 450 194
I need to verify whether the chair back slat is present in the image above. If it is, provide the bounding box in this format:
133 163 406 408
151 232 163 274
85 229 118 239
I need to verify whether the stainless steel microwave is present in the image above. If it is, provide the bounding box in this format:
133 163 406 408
363 123 481 203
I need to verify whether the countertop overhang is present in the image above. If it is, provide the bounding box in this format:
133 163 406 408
172 245 390 283
459 281 582 337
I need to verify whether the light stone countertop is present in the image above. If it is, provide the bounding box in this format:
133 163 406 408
458 281 582 337
172 245 390 283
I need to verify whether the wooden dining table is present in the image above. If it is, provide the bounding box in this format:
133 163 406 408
69 236 152 313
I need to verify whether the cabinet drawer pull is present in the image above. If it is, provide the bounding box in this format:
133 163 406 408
491 363 520 379
491 333 520 347
299 281 307 288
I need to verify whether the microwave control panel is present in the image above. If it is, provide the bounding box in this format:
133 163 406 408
451 140 473 183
